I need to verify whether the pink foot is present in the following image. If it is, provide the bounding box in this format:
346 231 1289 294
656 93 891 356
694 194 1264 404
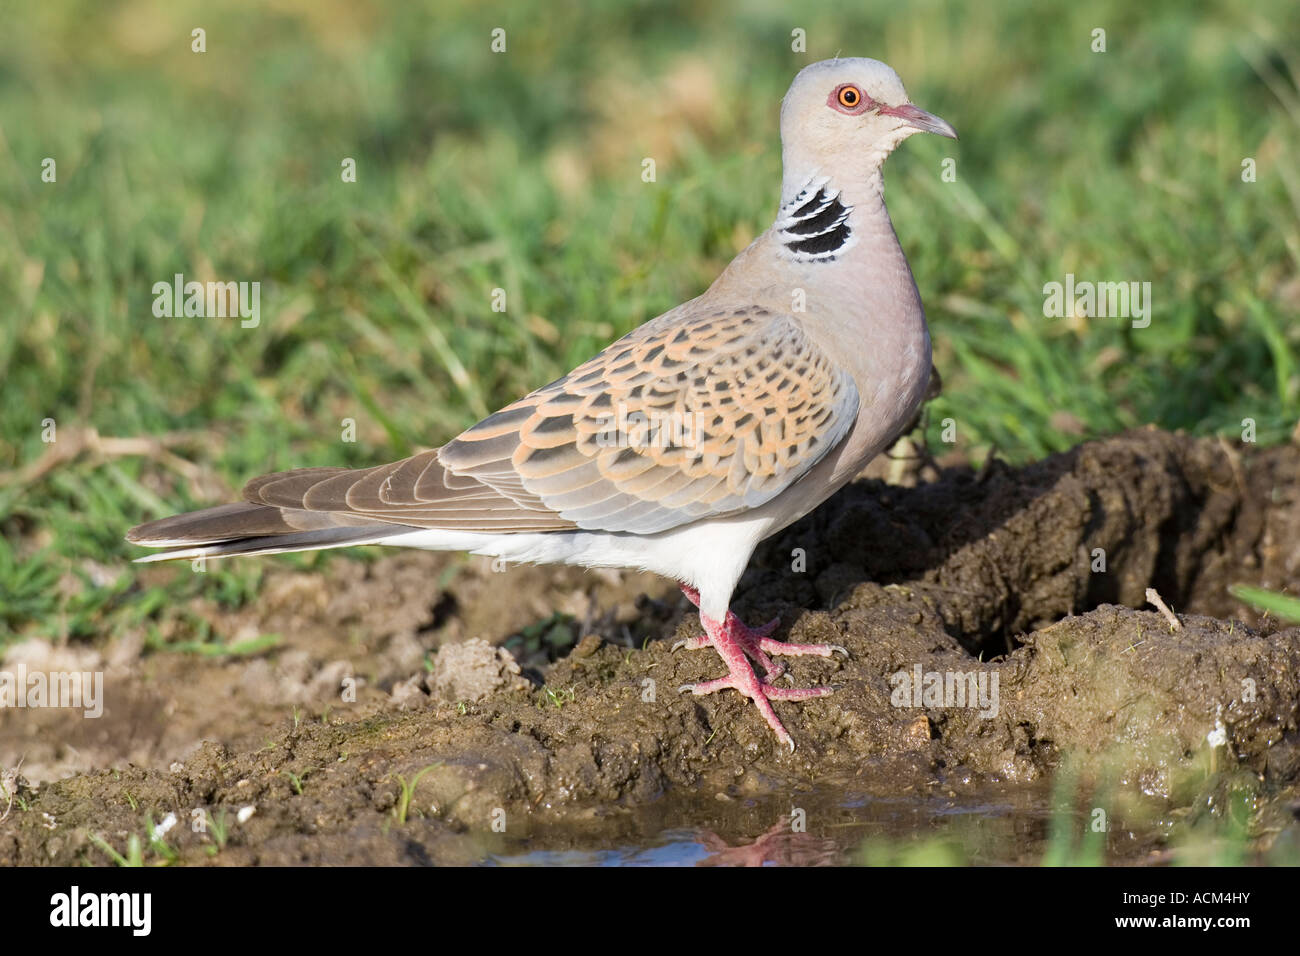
674 585 847 751
675 585 847 678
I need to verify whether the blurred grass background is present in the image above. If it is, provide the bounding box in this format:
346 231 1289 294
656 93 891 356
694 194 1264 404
0 0 1297 644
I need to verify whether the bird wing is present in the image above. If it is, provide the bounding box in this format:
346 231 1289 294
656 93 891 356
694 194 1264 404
246 306 859 535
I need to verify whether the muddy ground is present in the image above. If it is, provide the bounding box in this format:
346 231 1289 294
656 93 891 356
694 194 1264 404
2 427 1299 865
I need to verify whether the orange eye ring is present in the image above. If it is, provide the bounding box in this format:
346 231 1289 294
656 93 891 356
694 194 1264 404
837 85 862 109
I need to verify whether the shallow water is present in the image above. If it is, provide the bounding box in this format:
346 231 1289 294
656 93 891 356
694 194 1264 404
486 780 1093 866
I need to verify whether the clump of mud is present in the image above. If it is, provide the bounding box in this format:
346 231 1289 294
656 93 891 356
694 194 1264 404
2 428 1298 865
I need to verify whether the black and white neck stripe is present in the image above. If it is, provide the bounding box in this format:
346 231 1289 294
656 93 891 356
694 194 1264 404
775 177 854 262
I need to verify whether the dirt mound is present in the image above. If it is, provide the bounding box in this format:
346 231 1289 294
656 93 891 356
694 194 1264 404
2 428 1298 865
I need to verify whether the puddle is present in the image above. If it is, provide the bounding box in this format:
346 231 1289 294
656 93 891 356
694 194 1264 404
485 782 1110 866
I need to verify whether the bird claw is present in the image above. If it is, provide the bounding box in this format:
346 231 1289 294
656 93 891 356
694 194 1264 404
679 683 798 753
757 637 849 662
673 584 839 750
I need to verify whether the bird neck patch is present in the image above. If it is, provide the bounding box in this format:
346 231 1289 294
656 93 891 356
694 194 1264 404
775 176 855 262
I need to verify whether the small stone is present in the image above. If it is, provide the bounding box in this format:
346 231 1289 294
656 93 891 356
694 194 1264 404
906 715 932 743
572 634 602 659
425 639 529 703
390 674 427 709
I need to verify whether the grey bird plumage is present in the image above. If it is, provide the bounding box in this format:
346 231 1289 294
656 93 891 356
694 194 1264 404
129 58 956 748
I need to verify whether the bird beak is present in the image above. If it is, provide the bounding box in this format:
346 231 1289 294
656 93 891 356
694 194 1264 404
880 103 958 140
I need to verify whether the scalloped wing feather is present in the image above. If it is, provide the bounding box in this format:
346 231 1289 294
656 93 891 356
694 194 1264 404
438 307 859 533
244 307 858 535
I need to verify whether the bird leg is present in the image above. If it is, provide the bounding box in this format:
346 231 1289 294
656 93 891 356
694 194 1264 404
674 584 847 751
674 584 847 679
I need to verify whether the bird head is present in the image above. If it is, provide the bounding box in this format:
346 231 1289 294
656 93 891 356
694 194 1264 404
779 57 955 197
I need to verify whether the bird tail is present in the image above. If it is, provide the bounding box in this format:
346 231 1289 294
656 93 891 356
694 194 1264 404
125 502 406 563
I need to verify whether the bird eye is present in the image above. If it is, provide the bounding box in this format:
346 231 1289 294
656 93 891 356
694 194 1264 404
837 85 861 109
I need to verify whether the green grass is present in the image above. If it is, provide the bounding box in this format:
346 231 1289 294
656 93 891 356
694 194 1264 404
387 763 443 825
1229 584 1300 623
88 812 180 866
0 0 1297 645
